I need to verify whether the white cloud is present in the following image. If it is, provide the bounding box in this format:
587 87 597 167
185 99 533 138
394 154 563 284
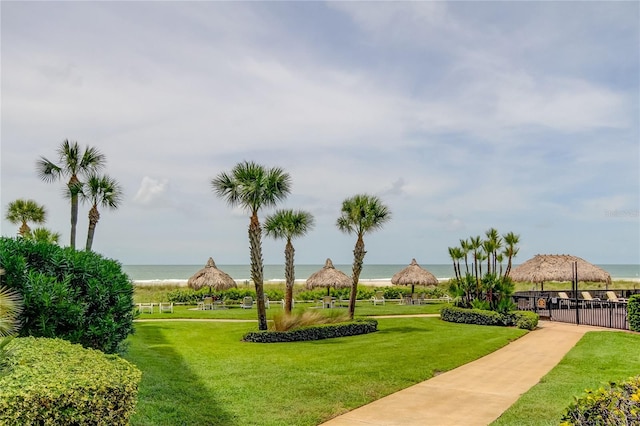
133 177 170 207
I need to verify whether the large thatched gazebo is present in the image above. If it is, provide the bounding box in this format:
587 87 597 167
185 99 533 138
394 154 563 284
187 257 237 293
306 258 352 296
391 258 439 295
509 254 611 291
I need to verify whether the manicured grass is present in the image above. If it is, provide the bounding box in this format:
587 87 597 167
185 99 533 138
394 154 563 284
135 301 447 320
491 331 640 426
124 317 526 426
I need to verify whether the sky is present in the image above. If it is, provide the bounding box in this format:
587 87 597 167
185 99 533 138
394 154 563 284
1 1 639 266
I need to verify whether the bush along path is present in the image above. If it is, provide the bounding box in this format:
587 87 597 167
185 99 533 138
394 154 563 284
320 321 614 426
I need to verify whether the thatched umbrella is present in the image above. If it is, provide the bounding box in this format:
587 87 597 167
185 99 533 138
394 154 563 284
391 258 439 294
509 254 611 291
306 258 352 296
187 257 237 294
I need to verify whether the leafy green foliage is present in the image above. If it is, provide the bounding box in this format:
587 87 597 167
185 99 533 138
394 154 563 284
440 306 539 330
243 319 378 343
628 294 640 332
0 237 135 353
560 375 640 425
0 337 141 425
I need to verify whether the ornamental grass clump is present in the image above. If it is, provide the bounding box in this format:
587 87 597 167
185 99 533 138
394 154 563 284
270 310 351 332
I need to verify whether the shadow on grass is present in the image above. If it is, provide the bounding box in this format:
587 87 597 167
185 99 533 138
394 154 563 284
377 326 431 334
125 323 236 426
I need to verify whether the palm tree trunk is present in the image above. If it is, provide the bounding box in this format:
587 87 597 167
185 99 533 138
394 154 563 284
86 205 100 251
68 176 81 249
284 239 294 314
19 222 30 237
349 236 366 319
249 214 268 330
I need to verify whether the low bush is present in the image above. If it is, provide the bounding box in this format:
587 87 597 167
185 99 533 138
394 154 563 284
243 319 378 343
0 337 141 426
0 237 135 354
440 306 539 330
560 375 640 425
628 294 640 332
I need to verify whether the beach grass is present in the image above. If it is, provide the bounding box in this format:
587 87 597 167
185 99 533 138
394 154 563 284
491 331 640 426
124 317 526 426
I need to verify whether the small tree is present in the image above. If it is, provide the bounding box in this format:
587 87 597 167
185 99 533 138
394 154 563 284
264 209 315 314
24 227 61 245
336 194 391 319
5 199 47 236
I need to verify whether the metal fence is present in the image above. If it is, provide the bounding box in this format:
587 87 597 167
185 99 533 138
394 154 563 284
513 290 637 330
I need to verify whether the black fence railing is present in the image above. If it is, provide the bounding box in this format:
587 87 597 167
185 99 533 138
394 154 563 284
513 290 638 330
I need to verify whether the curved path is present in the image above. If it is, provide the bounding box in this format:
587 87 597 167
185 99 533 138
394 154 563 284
320 321 612 426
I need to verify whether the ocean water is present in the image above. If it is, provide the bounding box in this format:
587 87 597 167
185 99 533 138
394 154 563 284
122 263 640 283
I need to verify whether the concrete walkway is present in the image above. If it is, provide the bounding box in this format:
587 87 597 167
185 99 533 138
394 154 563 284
321 321 610 426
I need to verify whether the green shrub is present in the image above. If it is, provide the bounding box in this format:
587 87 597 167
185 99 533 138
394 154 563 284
0 337 141 426
440 306 539 330
243 319 378 343
511 311 539 330
0 237 135 354
628 295 640 332
560 375 640 425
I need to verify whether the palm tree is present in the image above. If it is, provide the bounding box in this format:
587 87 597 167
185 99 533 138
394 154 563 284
336 194 391 319
212 161 291 330
459 239 471 275
469 235 482 285
264 209 315 314
82 174 123 251
485 228 502 274
5 199 47 236
24 227 61 244
448 246 464 282
503 232 520 277
36 140 106 249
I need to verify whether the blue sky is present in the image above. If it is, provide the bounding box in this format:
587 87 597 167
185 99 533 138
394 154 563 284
1 1 638 265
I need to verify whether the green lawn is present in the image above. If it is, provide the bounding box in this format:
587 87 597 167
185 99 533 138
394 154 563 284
124 317 526 426
491 331 640 426
135 300 446 320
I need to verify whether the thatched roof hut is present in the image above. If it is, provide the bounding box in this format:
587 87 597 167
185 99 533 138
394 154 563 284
391 258 439 294
187 257 237 292
306 258 352 295
509 254 611 289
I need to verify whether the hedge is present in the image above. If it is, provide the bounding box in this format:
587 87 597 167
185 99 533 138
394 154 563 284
561 375 640 425
243 319 378 343
440 306 538 330
628 294 640 332
0 337 141 426
0 237 135 354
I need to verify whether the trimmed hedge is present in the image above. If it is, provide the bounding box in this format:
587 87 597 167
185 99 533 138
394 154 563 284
628 294 640 332
0 237 135 354
0 337 141 426
561 375 640 425
243 319 378 343
440 306 539 330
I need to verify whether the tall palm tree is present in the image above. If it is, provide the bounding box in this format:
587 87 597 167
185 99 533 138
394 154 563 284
485 228 502 274
264 209 315 314
212 161 291 331
469 235 482 285
5 199 47 236
459 238 471 275
448 246 463 282
336 194 391 319
82 174 123 251
503 232 520 277
36 140 106 249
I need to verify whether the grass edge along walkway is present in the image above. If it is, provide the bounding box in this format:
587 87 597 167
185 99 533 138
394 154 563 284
320 321 608 426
